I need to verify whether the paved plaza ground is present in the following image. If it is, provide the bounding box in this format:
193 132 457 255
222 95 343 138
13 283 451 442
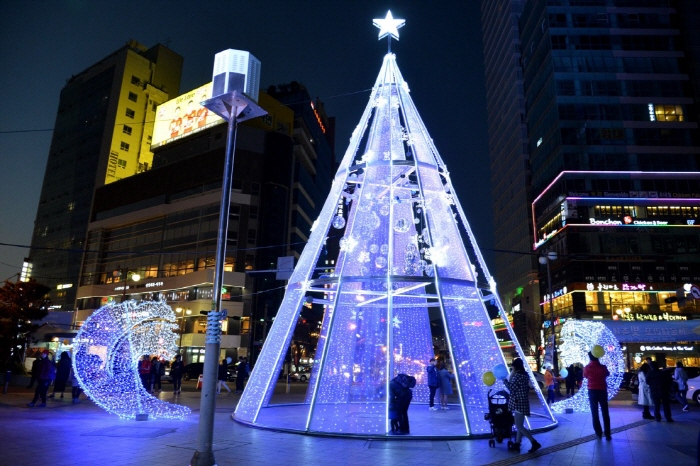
0 378 698 466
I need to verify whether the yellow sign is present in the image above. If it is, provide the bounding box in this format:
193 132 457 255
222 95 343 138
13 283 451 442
152 82 224 148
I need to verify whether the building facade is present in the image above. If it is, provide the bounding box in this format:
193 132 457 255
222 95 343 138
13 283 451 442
483 0 700 369
74 81 335 365
27 41 183 314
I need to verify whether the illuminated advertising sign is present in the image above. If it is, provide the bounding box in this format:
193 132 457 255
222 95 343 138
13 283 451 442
152 82 224 149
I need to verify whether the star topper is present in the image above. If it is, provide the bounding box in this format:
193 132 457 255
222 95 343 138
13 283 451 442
373 10 405 41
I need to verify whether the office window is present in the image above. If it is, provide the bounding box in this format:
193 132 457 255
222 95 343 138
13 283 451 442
249 205 258 219
117 159 127 168
125 108 135 119
120 141 129 151
123 125 132 135
128 92 138 102
654 105 684 122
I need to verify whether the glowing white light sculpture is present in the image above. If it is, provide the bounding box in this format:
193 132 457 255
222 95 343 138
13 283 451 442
232 12 556 438
552 320 625 413
373 10 405 41
72 300 190 419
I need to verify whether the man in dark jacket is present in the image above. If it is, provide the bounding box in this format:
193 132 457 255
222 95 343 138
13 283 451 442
26 356 42 389
426 359 439 410
235 357 248 394
646 361 674 422
27 350 55 407
583 352 611 439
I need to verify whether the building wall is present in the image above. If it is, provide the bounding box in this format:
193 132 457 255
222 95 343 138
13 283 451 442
28 41 182 312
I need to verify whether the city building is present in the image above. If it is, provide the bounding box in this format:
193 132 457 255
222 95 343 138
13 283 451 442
481 0 541 361
482 0 700 369
73 80 335 365
26 41 183 318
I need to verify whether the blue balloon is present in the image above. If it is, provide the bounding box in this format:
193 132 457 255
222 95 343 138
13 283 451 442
560 368 568 378
493 363 508 380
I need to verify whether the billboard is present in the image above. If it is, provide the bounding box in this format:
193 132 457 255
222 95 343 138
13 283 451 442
151 82 224 149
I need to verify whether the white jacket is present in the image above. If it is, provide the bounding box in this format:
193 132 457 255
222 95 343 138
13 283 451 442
637 371 653 406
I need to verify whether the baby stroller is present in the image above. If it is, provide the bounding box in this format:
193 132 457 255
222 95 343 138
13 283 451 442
484 389 516 448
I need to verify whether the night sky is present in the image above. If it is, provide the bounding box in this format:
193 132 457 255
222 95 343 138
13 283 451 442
0 1 493 284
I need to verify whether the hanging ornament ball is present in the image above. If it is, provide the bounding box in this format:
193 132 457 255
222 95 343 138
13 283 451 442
375 256 388 269
332 215 346 229
560 368 569 379
380 204 390 216
369 244 379 254
380 244 389 255
482 371 496 386
493 364 508 380
394 218 410 233
413 218 420 224
592 345 605 358
339 237 348 250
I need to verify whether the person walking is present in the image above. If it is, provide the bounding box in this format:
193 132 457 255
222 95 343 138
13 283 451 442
647 361 674 422
48 351 71 399
235 357 248 394
674 361 690 412
637 363 654 420
138 355 152 392
565 364 576 397
26 356 42 389
217 358 231 394
27 350 55 407
437 361 455 410
70 365 82 404
544 365 556 405
502 358 541 453
426 358 439 411
171 355 184 394
151 357 163 393
584 351 612 439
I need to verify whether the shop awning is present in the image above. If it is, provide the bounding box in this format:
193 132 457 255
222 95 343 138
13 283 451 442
601 320 700 343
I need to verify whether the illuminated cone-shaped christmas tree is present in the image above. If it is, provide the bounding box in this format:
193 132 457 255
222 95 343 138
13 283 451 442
234 11 556 437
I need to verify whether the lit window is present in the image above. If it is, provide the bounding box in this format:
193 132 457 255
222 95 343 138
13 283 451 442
654 104 684 122
120 141 129 151
118 159 127 168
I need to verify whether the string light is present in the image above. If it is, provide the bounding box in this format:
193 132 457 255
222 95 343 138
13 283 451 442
551 320 625 413
72 300 191 419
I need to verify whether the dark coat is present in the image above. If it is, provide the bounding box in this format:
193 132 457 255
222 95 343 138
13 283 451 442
646 367 673 396
218 363 228 381
170 360 184 378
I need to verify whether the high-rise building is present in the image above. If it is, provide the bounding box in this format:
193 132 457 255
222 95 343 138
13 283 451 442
483 0 700 367
27 41 183 315
481 0 541 353
74 80 335 365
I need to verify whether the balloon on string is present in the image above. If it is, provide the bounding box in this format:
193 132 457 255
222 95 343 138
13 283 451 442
493 364 508 380
482 371 496 386
592 345 605 358
560 368 568 378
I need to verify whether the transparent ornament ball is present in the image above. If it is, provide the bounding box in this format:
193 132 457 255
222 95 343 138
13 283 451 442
369 244 379 254
413 218 420 224
380 244 389 255
416 208 422 214
375 256 387 268
425 266 435 277
406 243 418 254
359 201 372 213
405 251 416 262
332 215 346 229
380 204 390 216
418 260 428 271
422 228 431 245
360 225 372 237
339 237 348 250
394 218 410 233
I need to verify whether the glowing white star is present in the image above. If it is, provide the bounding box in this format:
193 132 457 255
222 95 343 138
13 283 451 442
373 10 405 41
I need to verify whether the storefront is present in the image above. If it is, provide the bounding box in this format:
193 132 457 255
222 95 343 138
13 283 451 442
602 320 700 369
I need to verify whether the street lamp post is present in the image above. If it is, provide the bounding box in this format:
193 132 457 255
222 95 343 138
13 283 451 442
539 251 558 374
190 50 267 466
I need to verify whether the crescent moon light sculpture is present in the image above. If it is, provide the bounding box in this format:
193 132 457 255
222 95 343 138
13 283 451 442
72 300 191 419
551 319 625 413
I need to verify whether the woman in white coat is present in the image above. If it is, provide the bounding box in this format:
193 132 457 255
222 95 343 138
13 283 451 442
637 363 654 420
